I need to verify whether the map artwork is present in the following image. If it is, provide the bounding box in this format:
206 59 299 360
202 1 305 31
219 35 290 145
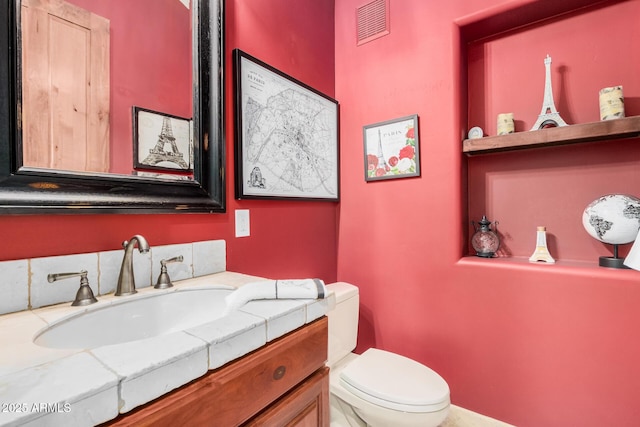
239 56 338 199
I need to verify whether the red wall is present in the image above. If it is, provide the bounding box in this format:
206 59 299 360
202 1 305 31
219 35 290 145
6 1 640 425
68 0 192 174
466 1 640 261
0 0 338 283
335 0 640 426
225 0 337 280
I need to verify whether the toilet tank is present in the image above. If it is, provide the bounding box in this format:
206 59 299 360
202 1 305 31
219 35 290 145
326 282 359 366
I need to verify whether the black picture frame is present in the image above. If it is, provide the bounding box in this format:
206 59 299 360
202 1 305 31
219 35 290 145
363 114 420 182
132 107 193 173
233 49 340 201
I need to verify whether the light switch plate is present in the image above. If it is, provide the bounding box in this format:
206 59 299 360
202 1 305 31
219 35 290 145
235 209 250 237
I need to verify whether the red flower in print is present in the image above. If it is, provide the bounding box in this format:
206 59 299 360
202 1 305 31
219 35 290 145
406 127 415 139
388 156 399 167
367 154 378 171
399 145 414 160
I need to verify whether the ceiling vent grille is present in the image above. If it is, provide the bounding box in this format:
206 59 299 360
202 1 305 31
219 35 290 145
356 0 390 46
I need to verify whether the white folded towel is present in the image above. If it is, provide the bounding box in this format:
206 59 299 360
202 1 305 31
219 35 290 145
224 278 326 314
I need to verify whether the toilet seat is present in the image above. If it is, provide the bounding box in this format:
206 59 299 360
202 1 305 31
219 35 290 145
339 348 450 413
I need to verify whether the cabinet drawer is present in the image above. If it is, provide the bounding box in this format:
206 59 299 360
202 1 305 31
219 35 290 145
212 317 328 425
244 367 330 427
105 317 328 427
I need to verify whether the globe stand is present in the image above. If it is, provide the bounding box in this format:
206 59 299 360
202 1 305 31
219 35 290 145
599 244 630 269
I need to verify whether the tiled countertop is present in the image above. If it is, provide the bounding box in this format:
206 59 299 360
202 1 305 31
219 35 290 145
0 272 333 426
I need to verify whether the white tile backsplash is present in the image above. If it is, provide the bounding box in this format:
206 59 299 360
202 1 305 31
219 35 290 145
151 243 193 285
0 259 29 314
193 239 226 276
131 249 153 290
0 240 226 316
97 250 124 295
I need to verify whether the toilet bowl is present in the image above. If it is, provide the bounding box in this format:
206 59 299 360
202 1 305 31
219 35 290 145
326 282 450 427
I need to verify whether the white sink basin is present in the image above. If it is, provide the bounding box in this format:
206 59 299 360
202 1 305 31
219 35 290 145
34 285 235 349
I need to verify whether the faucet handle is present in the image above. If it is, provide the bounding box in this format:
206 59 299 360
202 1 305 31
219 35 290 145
161 256 184 266
155 256 184 289
48 270 98 306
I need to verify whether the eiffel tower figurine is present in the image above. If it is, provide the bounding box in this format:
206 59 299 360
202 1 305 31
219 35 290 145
143 116 189 169
530 55 568 130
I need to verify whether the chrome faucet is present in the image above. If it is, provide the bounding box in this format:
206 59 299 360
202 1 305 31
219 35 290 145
155 255 184 289
48 270 98 306
115 235 150 296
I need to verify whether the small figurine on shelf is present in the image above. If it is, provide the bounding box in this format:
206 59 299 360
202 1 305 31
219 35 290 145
471 215 500 258
529 226 555 263
468 126 484 139
530 55 568 130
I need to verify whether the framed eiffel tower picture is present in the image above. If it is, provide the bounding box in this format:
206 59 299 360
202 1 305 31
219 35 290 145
133 106 193 173
363 114 420 182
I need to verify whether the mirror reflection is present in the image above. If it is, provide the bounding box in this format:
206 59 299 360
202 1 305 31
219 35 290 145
20 0 193 179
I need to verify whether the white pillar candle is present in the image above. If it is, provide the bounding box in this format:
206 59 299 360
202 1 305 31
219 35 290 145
599 86 625 121
497 113 515 135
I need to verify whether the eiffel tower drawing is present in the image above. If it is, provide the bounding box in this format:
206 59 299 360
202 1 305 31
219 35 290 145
376 129 387 169
530 55 568 130
143 116 189 169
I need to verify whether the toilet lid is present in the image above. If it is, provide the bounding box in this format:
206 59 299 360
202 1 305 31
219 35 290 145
339 348 450 413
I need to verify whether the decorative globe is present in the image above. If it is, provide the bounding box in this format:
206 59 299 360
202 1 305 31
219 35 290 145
582 194 640 245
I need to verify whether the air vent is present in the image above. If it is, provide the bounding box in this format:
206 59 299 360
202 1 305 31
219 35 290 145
356 0 390 46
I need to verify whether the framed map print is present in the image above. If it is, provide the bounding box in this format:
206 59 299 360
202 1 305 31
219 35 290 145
233 49 339 201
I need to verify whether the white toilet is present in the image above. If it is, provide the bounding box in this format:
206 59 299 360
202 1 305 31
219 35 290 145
326 282 450 427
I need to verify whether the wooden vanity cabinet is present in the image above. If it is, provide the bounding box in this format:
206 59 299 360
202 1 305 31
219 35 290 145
245 367 329 426
105 317 329 427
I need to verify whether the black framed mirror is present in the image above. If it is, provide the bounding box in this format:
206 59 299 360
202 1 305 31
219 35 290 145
0 0 225 214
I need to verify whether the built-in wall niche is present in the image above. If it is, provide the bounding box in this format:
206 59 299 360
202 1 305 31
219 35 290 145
459 0 640 266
